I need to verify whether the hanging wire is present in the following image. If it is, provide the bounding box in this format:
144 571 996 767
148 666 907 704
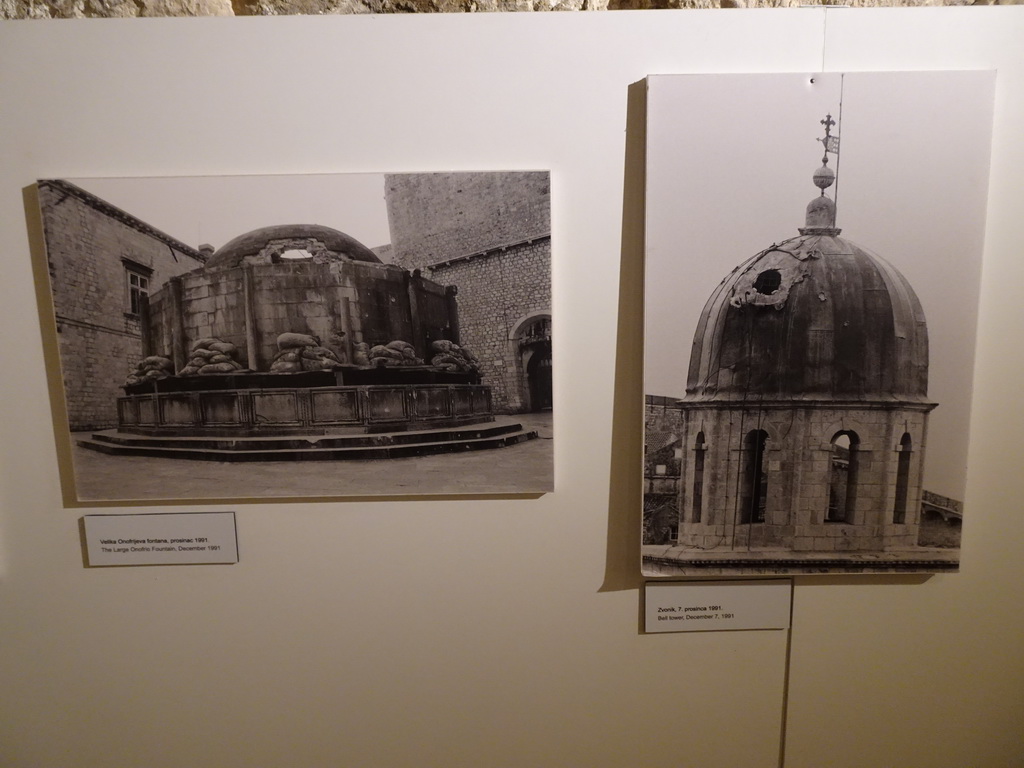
833 73 845 229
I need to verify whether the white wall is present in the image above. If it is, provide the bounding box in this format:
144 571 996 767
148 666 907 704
1 10 1022 767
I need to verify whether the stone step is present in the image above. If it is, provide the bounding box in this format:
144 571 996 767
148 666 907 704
86 420 527 452
77 429 539 462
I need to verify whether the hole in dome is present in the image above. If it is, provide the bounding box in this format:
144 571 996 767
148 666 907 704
753 269 782 295
279 249 314 261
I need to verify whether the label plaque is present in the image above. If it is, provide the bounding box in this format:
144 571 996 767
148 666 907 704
645 579 792 633
83 512 238 566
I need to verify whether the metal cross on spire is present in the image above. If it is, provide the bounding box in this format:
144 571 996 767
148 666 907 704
812 112 841 199
818 113 840 164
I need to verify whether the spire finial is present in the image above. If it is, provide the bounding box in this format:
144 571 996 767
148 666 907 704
801 112 842 236
812 113 837 195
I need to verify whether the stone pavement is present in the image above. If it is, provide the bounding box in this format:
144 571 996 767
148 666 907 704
69 413 553 504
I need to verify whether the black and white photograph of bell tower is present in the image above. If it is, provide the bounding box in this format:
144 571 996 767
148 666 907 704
642 71 995 575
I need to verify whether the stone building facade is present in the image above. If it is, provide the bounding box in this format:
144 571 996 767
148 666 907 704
643 394 683 544
674 404 930 553
385 172 549 271
385 172 552 413
38 180 206 431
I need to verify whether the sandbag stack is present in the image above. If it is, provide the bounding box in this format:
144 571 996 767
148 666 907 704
429 340 480 372
124 356 175 386
179 339 246 376
367 340 424 367
269 332 344 373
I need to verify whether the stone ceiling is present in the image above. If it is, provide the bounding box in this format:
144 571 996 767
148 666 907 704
3 0 1014 19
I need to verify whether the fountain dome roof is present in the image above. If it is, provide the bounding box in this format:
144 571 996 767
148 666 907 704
206 224 381 269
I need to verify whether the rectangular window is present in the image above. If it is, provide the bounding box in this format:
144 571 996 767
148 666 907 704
123 261 153 316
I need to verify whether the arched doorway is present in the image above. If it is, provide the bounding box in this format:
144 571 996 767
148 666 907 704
526 341 553 412
510 313 552 413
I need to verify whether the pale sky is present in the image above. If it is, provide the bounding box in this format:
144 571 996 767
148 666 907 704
643 71 995 501
69 173 392 255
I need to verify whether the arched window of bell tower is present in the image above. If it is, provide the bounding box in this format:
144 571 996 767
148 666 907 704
893 432 913 524
739 430 769 524
826 431 859 523
692 431 706 523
